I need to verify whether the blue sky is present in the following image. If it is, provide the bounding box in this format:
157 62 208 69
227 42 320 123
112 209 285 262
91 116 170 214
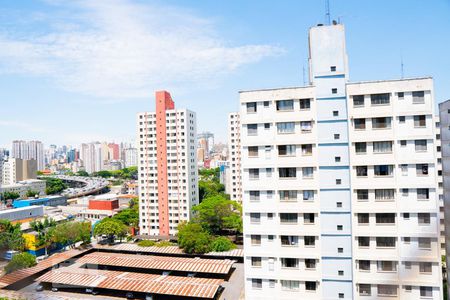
0 0 449 149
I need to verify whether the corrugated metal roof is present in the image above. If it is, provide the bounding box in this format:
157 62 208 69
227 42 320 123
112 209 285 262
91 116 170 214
37 267 223 299
78 252 234 274
0 248 89 288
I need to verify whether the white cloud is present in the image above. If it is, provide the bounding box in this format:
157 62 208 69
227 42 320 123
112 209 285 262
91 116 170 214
0 0 283 99
0 120 45 133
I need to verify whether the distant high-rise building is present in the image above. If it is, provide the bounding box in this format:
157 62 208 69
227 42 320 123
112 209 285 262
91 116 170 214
108 143 120 160
227 112 241 202
11 140 44 170
2 158 37 185
137 91 198 237
124 148 137 167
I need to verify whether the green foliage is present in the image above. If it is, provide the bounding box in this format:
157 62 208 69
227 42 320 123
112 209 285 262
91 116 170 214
92 167 138 180
36 170 44 176
0 219 25 251
211 236 236 252
44 178 68 195
137 240 156 247
113 205 139 227
178 222 212 254
193 195 242 235
4 252 36 274
1 191 20 201
52 221 91 247
155 240 174 247
25 189 39 198
198 167 227 202
76 170 89 177
93 218 128 241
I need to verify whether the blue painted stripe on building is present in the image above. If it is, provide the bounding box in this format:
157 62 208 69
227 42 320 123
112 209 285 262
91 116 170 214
321 234 352 237
314 74 346 79
319 188 350 191
316 96 347 101
320 211 351 215
317 119 348 124
317 142 349 146
322 279 353 283
318 166 349 170
322 257 352 260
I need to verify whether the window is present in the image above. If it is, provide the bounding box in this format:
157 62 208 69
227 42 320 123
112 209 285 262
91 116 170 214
353 95 364 106
279 167 296 178
266 168 272 177
354 118 366 130
336 179 342 185
420 286 433 297
302 167 314 178
414 115 426 127
300 121 312 132
377 285 397 297
359 284 371 296
249 168 259 180
268 235 274 241
336 202 342 208
264 123 270 129
304 213 315 224
373 141 392 153
355 142 367 154
419 237 431 249
277 122 295 134
402 188 409 196
358 213 369 224
300 99 311 109
330 66 336 72
250 213 261 223
400 140 407 147
267 213 273 220
403 213 410 220
304 236 315 246
374 165 393 176
398 92 404 99
405 285 412 292
248 146 258 157
279 190 297 202
305 281 316 291
305 259 316 269
269 279 275 288
418 213 431 225
376 237 396 248
263 101 270 107
356 166 368 177
419 262 432 273
413 91 425 103
371 93 390 105
404 237 411 243
359 260 370 271
416 164 429 176
251 235 261 245
337 225 343 230
281 235 299 246
376 213 395 224
276 100 294 111
401 164 408 175
280 213 298 224
337 247 343 253
338 270 344 276
303 190 314 201
417 188 430 200
251 257 262 267
399 116 405 123
250 191 260 201
332 88 338 94
405 261 412 269
359 237 370 247
301 144 313 155
375 189 395 201
281 258 299 268
252 278 262 289
333 110 339 116
334 134 340 140
335 156 341 162
415 139 427 151
247 102 257 113
372 117 391 129
278 145 296 156
357 189 369 201
248 124 258 135
377 261 397 272
281 280 300 291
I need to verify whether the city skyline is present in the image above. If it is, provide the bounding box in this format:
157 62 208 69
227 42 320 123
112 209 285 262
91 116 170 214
0 0 449 148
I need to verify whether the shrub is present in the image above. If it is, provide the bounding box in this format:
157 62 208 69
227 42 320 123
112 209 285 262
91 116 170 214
4 252 36 274
137 240 156 247
178 222 212 254
211 236 236 252
155 241 174 247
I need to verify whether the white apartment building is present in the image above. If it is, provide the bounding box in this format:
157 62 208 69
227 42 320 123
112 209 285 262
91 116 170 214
11 140 44 171
227 112 242 202
137 91 198 237
434 116 445 256
124 147 138 167
241 23 442 300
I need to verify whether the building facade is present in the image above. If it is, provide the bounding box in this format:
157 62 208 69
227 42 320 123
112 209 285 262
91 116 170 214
137 91 198 237
2 158 37 185
124 147 138 167
241 23 442 300
227 112 242 203
11 140 44 171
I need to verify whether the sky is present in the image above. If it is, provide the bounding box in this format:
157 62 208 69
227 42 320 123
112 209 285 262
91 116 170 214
0 0 449 149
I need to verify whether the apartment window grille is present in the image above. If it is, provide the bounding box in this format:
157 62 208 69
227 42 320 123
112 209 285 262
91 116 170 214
356 189 369 201
371 93 390 105
300 121 312 132
358 213 369 224
276 100 294 111
376 237 396 248
279 167 296 178
416 164 429 176
359 284 371 296
417 188 430 200
304 236 315 246
415 139 427 151
405 285 412 292
247 102 257 113
277 122 295 134
377 285 397 297
412 91 425 103
418 213 431 225
281 280 300 291
336 202 342 208
278 145 296 156
355 142 367 154
372 117 391 129
266 190 273 198
353 95 364 106
251 257 262 267
279 190 297 202
414 115 426 127
247 124 258 135
248 146 258 157
300 98 311 109
356 166 368 177
375 189 395 201
376 213 395 224
374 165 393 176
359 260 370 271
269 280 275 288
419 262 432 273
280 213 298 224
377 261 397 272
420 287 433 298
281 235 298 246
373 141 392 153
354 118 366 130
405 261 412 269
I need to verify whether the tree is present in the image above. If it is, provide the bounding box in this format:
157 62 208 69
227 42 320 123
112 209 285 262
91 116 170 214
52 221 91 248
192 195 242 235
30 218 57 256
76 170 89 177
0 220 25 252
113 205 139 228
4 252 36 274
211 236 236 252
25 189 39 198
177 222 212 254
44 178 68 195
1 191 20 202
93 218 128 242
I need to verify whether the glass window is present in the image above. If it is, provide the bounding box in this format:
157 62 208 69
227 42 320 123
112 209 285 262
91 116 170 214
281 258 299 269
377 285 397 297
357 189 369 201
400 140 407 147
359 284 371 296
300 99 310 109
277 122 295 134
399 116 405 123
375 189 395 201
304 213 315 224
305 281 317 291
374 165 393 176
355 142 367 154
279 190 297 202
377 261 397 272
398 92 404 99
419 237 431 249
280 213 297 224
264 123 270 129
300 121 312 132
249 191 260 201
250 213 260 223
353 95 364 106
376 237 396 248
358 236 370 247
279 167 296 178
305 259 316 269
303 190 314 201
302 167 314 178
359 260 370 271
278 145 296 156
276 100 294 111
372 117 392 129
251 235 261 245
281 280 300 291
419 262 432 273
414 115 426 127
373 141 392 153
251 257 262 267
263 101 270 107
354 118 366 130
356 166 368 177
415 139 427 151
304 236 315 246
358 213 369 224
420 286 433 297
252 278 262 289
371 93 390 105
247 102 257 113
417 188 430 200
249 168 259 180
418 213 431 225
248 146 258 157
247 124 258 135
412 91 425 103
376 213 395 224
301 144 312 155
416 164 429 176
281 235 298 246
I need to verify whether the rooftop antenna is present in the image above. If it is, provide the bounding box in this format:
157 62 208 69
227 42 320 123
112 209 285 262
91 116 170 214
325 0 331 25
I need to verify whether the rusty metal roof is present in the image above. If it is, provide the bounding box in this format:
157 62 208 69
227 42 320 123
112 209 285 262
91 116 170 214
37 267 223 299
78 252 234 274
0 248 89 289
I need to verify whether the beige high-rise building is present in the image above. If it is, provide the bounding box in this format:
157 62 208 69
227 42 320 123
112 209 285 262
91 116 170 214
2 158 37 185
